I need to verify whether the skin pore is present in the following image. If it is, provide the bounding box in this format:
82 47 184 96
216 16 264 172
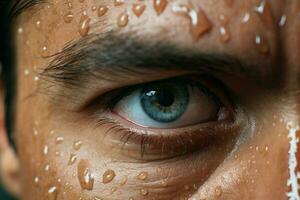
3 0 300 199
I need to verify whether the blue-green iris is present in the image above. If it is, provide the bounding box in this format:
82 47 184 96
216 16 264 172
140 82 189 123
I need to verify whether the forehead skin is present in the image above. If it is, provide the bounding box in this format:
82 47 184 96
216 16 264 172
13 0 300 200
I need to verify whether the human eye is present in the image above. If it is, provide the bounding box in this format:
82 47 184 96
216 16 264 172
87 76 240 161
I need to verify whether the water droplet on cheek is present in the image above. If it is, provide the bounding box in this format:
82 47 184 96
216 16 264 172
153 0 168 16
77 160 94 190
132 3 146 18
255 1 273 26
219 26 231 43
255 34 269 55
102 169 116 184
48 186 58 200
119 175 128 186
98 5 109 17
55 137 64 144
117 12 129 27
279 14 287 27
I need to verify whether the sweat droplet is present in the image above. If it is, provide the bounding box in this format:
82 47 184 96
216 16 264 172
44 145 49 155
63 12 74 23
103 169 116 184
114 0 124 6
78 14 91 37
55 137 64 144
219 26 230 43
77 160 94 190
120 175 128 186
73 141 83 150
279 14 287 27
132 3 146 18
48 186 58 200
215 186 222 197
255 34 269 55
41 46 49 58
117 12 129 27
68 154 77 165
172 4 212 41
153 0 168 16
137 172 148 180
98 5 108 17
255 1 273 26
140 188 148 196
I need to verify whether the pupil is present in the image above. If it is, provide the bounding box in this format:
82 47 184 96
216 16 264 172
157 89 175 107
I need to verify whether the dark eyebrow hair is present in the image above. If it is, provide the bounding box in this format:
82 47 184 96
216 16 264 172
9 0 44 19
40 31 280 93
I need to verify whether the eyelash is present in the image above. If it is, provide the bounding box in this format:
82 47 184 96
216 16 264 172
85 75 237 161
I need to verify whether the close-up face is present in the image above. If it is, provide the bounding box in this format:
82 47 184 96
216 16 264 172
0 0 300 199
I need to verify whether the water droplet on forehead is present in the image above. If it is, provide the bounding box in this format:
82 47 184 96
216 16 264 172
55 137 64 144
103 169 116 184
172 4 212 41
44 145 49 155
153 0 168 16
242 12 251 23
34 176 39 184
140 188 148 196
73 140 83 150
68 154 77 165
132 3 146 18
114 0 124 6
98 5 109 17
77 160 94 190
117 12 129 27
24 69 30 76
255 1 273 27
18 27 23 34
137 172 148 180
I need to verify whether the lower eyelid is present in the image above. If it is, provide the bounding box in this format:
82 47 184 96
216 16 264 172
94 112 242 161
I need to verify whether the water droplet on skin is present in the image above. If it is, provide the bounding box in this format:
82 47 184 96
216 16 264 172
77 160 94 190
255 1 273 26
218 15 229 25
140 188 148 196
91 6 97 12
18 27 23 34
153 0 168 16
137 172 148 180
132 3 146 18
98 5 109 17
242 12 251 23
279 14 287 27
68 154 77 165
34 177 39 184
67 0 72 9
117 12 129 27
114 0 124 6
215 186 222 197
111 187 117 194
45 164 50 171
73 141 83 150
219 26 231 43
41 45 49 58
55 137 64 144
120 175 128 186
24 69 30 76
48 186 58 200
35 20 41 29
64 11 74 23
103 169 116 184
172 4 212 41
44 145 49 155
78 14 91 37
255 34 269 55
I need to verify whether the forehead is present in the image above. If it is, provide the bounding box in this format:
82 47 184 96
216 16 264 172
15 0 300 74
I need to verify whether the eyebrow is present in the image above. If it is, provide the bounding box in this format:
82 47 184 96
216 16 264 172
40 31 281 93
9 0 44 18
